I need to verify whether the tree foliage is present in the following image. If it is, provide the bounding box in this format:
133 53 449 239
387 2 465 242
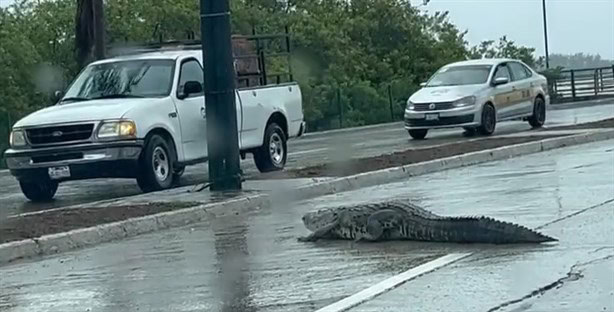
469 35 543 69
548 53 613 70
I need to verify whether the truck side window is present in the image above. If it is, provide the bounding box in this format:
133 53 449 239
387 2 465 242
178 59 204 98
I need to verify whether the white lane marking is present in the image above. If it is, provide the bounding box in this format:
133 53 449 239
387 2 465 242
289 147 329 156
314 252 473 312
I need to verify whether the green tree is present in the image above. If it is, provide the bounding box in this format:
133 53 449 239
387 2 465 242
469 35 542 69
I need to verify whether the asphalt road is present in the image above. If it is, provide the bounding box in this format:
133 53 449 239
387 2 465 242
0 101 613 218
1 138 612 312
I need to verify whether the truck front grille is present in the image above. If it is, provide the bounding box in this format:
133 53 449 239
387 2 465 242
26 124 94 146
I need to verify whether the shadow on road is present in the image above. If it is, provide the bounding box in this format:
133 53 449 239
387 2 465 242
212 213 255 312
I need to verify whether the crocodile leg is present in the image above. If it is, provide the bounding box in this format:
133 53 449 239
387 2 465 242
297 221 339 242
363 209 404 242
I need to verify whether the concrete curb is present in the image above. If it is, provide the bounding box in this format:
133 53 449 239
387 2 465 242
286 129 614 201
0 194 270 266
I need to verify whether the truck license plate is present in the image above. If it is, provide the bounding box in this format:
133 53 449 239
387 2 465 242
48 166 71 180
425 113 439 121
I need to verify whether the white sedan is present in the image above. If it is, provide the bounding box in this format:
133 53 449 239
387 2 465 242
404 58 550 139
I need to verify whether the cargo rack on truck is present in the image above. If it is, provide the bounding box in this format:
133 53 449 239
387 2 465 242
106 26 294 89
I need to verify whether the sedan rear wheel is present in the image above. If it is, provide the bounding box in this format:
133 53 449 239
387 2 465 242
528 97 546 128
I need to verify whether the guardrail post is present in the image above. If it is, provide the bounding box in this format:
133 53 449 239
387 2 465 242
594 69 599 96
337 88 343 128
570 70 576 101
259 50 267 86
388 84 394 121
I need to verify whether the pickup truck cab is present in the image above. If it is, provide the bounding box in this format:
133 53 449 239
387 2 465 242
4 48 305 201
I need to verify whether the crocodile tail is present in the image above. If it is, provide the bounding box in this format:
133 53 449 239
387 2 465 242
425 216 558 244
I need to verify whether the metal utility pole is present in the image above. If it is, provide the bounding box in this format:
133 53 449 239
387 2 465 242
93 0 105 60
542 0 550 69
200 0 243 190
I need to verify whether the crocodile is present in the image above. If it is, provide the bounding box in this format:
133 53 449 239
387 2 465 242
298 200 557 244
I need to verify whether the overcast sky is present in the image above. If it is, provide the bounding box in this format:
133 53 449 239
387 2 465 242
2 0 613 59
419 0 614 60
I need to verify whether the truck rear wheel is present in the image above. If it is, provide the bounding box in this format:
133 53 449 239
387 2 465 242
19 179 59 202
254 123 287 172
136 134 175 192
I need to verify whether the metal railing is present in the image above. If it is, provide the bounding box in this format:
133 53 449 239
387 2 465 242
550 65 614 103
106 26 294 90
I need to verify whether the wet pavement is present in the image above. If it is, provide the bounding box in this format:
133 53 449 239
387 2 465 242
1 137 612 311
0 101 613 218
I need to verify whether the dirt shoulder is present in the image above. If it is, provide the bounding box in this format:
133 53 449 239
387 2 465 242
0 202 199 244
258 134 570 179
259 118 614 180
540 117 614 131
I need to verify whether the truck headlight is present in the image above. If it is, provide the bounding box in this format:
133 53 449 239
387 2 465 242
97 120 137 139
9 130 27 147
453 96 476 108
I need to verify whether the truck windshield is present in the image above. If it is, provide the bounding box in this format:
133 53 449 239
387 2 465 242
425 65 492 87
61 59 175 103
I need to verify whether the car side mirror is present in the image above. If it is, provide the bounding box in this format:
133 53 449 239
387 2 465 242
178 81 203 99
492 77 509 86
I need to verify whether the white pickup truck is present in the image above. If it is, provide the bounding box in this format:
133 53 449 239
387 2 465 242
4 48 305 201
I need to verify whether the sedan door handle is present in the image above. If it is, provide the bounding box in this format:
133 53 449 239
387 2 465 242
168 112 177 118
200 107 206 119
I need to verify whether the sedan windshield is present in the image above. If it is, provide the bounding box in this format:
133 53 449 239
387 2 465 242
61 59 175 103
425 65 492 87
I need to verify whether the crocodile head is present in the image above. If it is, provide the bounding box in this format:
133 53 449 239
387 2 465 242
301 208 339 232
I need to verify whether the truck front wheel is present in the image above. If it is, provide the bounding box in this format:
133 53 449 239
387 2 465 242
254 123 287 172
19 179 59 202
136 134 175 192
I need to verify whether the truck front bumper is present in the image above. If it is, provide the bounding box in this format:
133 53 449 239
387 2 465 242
4 140 144 182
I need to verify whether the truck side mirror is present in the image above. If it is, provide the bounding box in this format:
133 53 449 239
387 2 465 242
52 90 63 103
178 81 203 99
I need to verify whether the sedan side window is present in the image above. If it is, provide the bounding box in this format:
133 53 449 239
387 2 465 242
509 62 529 81
178 59 204 98
493 64 511 81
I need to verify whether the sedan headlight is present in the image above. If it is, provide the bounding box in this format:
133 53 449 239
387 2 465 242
406 100 415 110
453 96 476 108
9 130 27 147
97 120 137 140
